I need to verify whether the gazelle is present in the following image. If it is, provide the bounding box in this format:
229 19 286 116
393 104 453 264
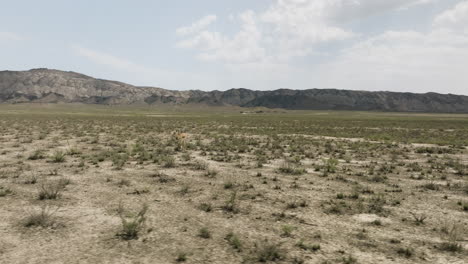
173 130 187 150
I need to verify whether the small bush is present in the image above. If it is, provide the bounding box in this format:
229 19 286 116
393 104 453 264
440 242 463 252
205 169 218 178
255 241 284 262
296 240 320 252
198 227 211 239
28 150 45 160
224 181 235 189
51 150 65 163
198 203 212 212
278 161 307 175
176 252 188 262
440 221 465 252
117 203 148 240
225 232 242 251
23 174 38 184
324 158 339 174
396 247 414 258
38 182 63 200
117 179 131 187
410 212 427 225
162 156 176 168
281 225 296 237
193 160 208 170
222 191 239 213
341 255 358 264
0 186 13 197
23 206 58 228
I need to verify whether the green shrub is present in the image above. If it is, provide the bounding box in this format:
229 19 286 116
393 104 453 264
225 232 242 251
51 150 65 163
255 241 284 262
0 186 13 197
28 150 45 160
117 203 148 240
198 227 211 239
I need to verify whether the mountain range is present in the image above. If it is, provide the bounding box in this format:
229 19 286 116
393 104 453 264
1 68 467 113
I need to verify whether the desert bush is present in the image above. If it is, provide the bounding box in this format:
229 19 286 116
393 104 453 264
112 153 128 170
117 179 131 187
278 161 306 175
396 247 414 258
66 146 81 156
295 240 320 252
117 203 149 240
420 181 440 191
50 150 65 163
341 255 358 264
440 221 465 252
222 191 239 213
223 181 235 189
281 225 296 237
23 173 38 184
162 155 176 168
23 206 59 228
28 150 45 160
323 158 339 174
176 252 188 262
225 232 242 251
254 241 284 262
410 212 427 225
204 169 218 178
192 160 208 170
198 227 211 239
198 203 212 212
38 181 64 200
0 186 13 197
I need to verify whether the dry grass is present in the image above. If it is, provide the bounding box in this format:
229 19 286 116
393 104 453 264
0 105 466 263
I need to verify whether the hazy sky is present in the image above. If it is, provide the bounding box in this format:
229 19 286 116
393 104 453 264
1 0 467 94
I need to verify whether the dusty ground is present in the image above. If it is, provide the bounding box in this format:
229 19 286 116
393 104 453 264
0 106 467 264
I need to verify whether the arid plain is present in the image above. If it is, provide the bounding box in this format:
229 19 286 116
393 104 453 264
0 105 467 264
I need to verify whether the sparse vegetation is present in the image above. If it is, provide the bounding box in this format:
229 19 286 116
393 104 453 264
117 203 149 240
254 241 284 262
51 150 66 163
198 227 211 239
38 181 64 200
23 206 59 228
0 105 467 263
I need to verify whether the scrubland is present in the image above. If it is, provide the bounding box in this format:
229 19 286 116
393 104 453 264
0 105 467 263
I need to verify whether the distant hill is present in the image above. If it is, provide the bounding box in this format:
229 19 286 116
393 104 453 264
1 68 468 113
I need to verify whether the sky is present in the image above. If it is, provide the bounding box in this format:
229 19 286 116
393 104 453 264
1 0 467 95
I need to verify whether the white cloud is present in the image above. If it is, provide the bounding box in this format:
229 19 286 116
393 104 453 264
312 28 468 94
260 0 354 42
196 10 267 63
0 32 22 42
175 1 358 63
293 1 468 94
434 0 468 30
176 0 442 65
176 15 217 36
173 0 468 94
176 31 224 51
400 0 440 9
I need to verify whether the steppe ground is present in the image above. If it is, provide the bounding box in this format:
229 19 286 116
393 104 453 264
0 104 467 264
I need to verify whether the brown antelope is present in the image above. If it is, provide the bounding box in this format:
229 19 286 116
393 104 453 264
173 130 187 150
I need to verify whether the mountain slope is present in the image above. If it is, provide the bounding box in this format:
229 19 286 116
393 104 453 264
1 68 467 113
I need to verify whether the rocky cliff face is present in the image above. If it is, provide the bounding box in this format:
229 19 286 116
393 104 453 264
1 68 467 113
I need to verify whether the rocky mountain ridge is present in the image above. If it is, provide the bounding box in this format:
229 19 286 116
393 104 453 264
1 68 468 113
